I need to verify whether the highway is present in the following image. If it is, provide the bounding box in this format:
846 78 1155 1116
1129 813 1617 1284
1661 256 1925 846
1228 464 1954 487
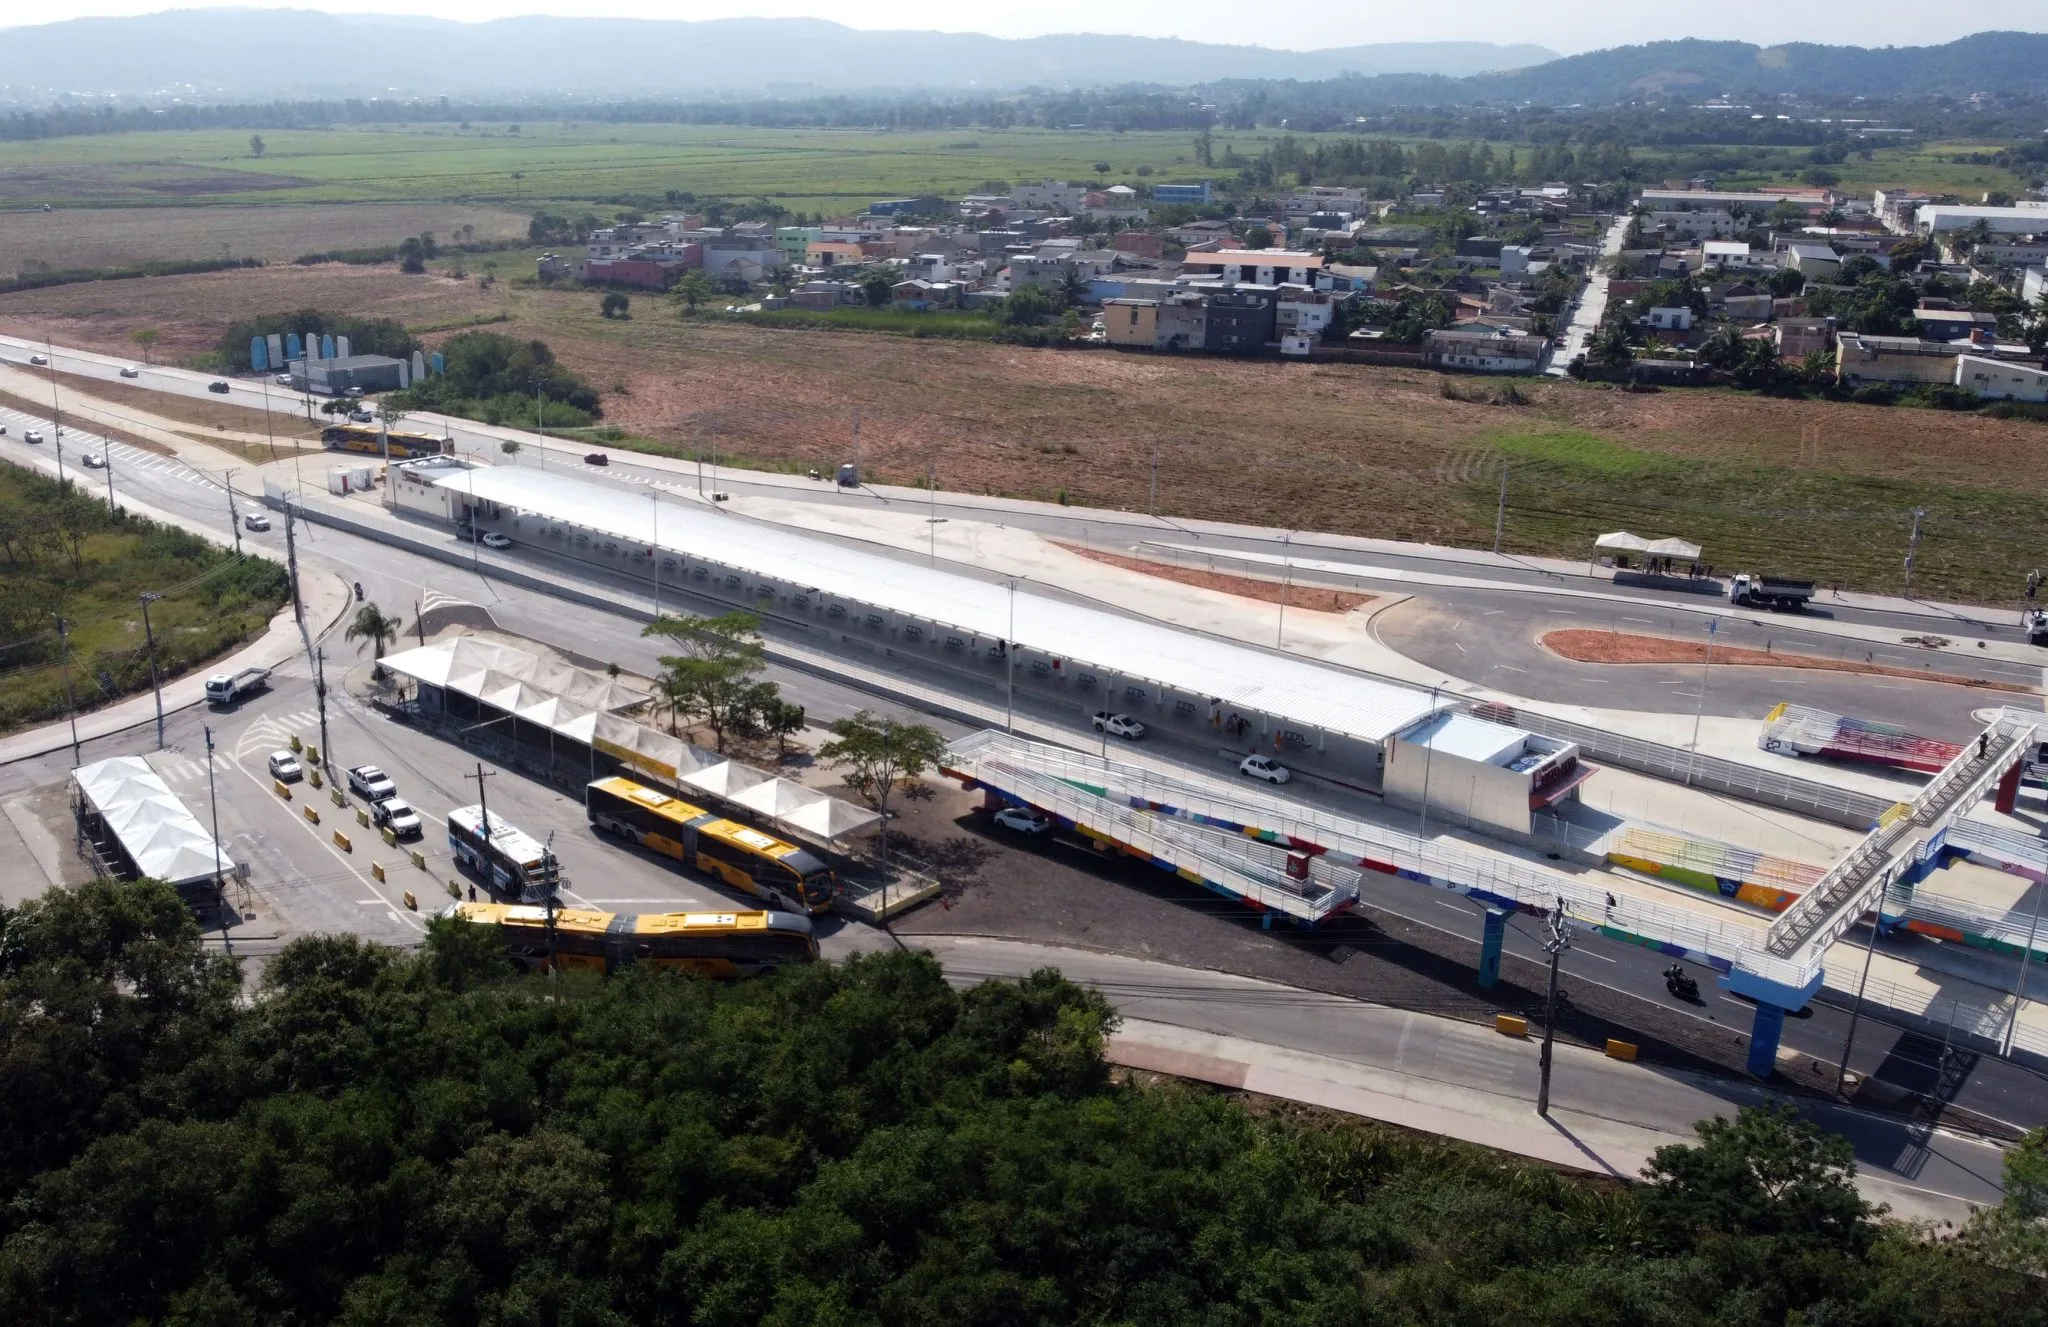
0 350 2042 1139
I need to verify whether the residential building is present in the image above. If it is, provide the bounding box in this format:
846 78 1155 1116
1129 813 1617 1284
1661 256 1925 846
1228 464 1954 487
582 258 685 290
1156 292 1207 350
1170 218 1235 246
1776 317 1836 359
1102 298 1159 348
1914 308 1999 342
1179 250 1325 286
1956 354 2048 401
1421 326 1546 374
1013 179 1090 212
1644 307 1694 332
700 231 783 280
1202 288 1277 353
788 280 858 310
1647 209 1737 239
2025 266 2048 306
1722 293 1776 322
1640 189 1827 215
1318 263 1378 293
775 227 821 264
1698 240 1777 272
1835 333 1961 386
806 240 866 268
1499 246 1534 277
1151 181 1213 205
1873 190 1933 233
1980 243 2048 269
1112 230 1164 259
1782 242 1841 281
1275 286 1335 338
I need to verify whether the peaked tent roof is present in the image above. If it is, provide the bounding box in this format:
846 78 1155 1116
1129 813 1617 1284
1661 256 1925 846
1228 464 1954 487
74 755 233 888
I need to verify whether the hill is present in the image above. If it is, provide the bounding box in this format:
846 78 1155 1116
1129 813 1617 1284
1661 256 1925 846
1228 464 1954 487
0 12 1552 101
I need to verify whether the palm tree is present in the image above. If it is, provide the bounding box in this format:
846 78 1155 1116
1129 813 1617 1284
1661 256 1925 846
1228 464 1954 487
1587 322 1634 374
346 603 402 676
1056 266 1090 311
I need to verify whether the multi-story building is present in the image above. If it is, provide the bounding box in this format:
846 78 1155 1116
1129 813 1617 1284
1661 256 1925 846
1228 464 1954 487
1421 326 1546 373
1151 181 1213 205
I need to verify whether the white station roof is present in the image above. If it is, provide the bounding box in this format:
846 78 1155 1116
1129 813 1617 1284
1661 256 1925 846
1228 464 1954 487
438 466 1447 745
74 755 233 888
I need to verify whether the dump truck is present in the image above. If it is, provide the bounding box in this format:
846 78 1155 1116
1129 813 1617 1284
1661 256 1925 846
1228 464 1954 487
204 665 271 706
1728 573 1815 612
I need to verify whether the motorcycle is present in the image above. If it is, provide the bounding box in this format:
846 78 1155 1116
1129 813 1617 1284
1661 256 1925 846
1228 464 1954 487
1664 964 1700 1002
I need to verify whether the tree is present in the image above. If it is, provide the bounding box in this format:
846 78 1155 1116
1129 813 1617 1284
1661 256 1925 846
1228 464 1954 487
397 236 428 275
346 603 402 671
599 291 630 319
1244 225 1274 250
1886 235 1928 273
248 133 265 158
860 270 895 307
641 611 775 751
673 271 714 313
1055 267 1090 311
1587 322 1635 374
816 710 947 851
759 696 806 760
1002 284 1055 326
128 327 159 363
499 438 521 456
1764 266 1808 298
1966 1125 2048 1273
1699 325 1748 371
1644 1104 1873 1254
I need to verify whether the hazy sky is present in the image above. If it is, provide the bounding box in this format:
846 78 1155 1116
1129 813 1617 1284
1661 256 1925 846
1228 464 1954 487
2 2 2037 57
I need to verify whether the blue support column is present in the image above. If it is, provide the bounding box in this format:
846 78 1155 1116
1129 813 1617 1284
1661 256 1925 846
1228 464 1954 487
1477 909 1508 988
1746 1003 1787 1079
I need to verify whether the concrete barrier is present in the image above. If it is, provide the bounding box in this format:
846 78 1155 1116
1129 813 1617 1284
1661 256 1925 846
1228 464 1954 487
382 827 397 846
409 848 427 869
303 806 320 825
274 779 292 799
1494 1013 1528 1037
1605 1039 1638 1062
331 787 345 808
445 879 461 898
355 807 370 827
371 862 385 882
305 744 320 765
402 891 417 911
289 735 302 752
308 769 322 789
333 831 351 852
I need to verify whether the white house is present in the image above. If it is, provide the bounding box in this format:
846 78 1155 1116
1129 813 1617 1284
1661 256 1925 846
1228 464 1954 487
1956 354 2048 402
1697 240 1777 272
1644 307 1695 332
1648 209 1737 239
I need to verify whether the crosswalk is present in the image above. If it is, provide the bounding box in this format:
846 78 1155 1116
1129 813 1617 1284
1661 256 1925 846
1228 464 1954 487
146 751 213 786
235 708 322 761
0 406 218 489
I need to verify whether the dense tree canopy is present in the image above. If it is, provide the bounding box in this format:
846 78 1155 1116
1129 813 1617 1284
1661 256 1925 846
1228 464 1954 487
0 878 2040 1326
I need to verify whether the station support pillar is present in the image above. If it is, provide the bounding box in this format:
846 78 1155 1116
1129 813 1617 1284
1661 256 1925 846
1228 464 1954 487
1477 909 1508 988
1996 761 2023 816
1746 1003 1788 1079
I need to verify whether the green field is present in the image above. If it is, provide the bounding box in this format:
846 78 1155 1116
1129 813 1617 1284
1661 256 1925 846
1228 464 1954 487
0 466 290 733
0 123 1248 211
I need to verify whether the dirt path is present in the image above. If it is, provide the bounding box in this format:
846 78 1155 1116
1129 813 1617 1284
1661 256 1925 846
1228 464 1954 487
1057 543 1375 613
1542 628 2036 693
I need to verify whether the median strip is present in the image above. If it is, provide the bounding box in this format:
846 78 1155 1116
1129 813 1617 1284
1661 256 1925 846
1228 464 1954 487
1540 629 2034 693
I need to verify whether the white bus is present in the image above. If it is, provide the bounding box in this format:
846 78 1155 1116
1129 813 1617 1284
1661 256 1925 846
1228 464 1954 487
447 805 552 896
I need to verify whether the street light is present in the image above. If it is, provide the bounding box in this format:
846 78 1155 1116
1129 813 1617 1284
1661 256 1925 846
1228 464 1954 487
1684 618 1717 786
139 591 165 749
54 612 80 765
1275 530 1292 647
1536 896 1573 1117
1005 577 1018 734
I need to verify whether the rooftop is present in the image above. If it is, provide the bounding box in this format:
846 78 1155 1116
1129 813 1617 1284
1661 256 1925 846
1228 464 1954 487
433 466 1450 746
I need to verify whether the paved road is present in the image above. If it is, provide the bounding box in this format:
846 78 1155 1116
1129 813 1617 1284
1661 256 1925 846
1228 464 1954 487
1546 213 1631 375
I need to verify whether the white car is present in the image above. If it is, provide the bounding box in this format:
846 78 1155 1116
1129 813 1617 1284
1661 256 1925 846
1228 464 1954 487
992 806 1052 835
119 366 140 378
275 373 293 386
80 452 104 468
23 429 43 444
267 751 304 782
373 797 423 838
1239 754 1292 785
243 512 271 531
480 532 512 549
347 764 398 802
28 354 46 366
1091 711 1146 740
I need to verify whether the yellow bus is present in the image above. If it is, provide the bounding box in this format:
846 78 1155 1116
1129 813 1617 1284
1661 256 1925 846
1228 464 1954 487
442 901 817 977
585 776 837 914
320 422 453 459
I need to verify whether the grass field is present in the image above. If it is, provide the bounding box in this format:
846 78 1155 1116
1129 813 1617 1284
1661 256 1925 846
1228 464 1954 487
3 260 2044 605
0 123 2023 214
0 465 289 734
0 203 529 273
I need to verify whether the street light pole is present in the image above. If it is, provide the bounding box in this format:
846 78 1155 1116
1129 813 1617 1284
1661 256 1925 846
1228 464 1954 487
1836 897 1883 1095
223 468 242 555
1005 578 1018 734
1275 530 1292 647
1492 462 1509 555
1684 618 1717 787
650 490 662 619
54 612 80 765
1903 506 1927 599
44 331 68 488
1417 682 1441 837
204 723 224 890
1537 896 1573 1117
139 591 165 749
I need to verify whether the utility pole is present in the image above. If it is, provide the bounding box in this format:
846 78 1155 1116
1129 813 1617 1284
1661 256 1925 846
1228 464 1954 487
1492 463 1509 555
283 500 312 661
927 459 940 566
204 723 225 894
415 599 425 647
542 831 561 967
1836 891 1884 1095
1148 451 1158 519
1903 506 1927 599
1416 682 1441 837
313 646 331 774
1536 896 1572 1117
650 491 663 618
223 468 242 555
54 613 79 765
101 445 115 514
139 591 165 749
44 331 68 488
851 407 861 485
1005 578 1018 734
465 763 496 862
532 376 548 470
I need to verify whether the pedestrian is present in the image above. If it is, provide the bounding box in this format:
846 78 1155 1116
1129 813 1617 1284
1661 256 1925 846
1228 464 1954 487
1605 892 1616 916
467 883 476 902
1978 733 1989 760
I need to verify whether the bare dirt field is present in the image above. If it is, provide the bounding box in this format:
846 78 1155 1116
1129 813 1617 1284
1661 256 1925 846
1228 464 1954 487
4 261 2044 601
1542 628 2033 693
0 203 529 272
1059 543 1375 613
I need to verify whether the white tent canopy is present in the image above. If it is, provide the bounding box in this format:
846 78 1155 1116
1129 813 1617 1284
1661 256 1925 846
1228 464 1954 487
1595 531 1701 560
74 755 233 888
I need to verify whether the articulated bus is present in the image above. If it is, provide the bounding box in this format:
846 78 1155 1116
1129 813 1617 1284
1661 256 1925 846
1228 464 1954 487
320 423 454 459
585 776 837 914
448 805 552 896
442 901 817 977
